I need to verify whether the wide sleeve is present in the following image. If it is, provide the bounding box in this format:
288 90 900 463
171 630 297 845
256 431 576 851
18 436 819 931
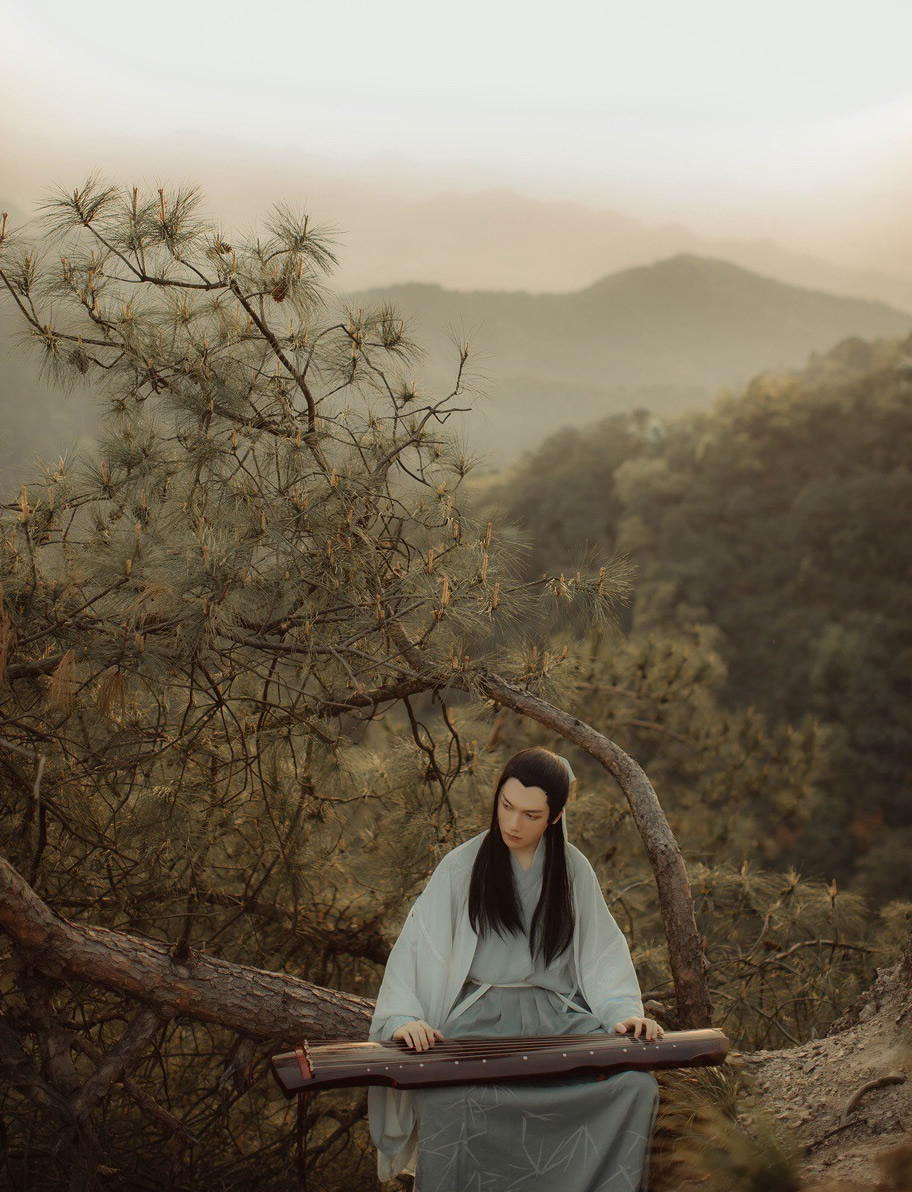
572 850 644 1028
367 847 471 1181
368 901 431 1042
368 845 466 1041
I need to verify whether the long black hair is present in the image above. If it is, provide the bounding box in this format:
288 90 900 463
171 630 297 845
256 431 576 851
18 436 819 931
468 747 575 966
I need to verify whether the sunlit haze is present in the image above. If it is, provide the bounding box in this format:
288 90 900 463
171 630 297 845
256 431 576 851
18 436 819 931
3 0 912 284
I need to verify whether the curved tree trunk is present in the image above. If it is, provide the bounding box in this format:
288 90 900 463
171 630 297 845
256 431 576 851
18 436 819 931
382 617 712 1027
469 669 712 1028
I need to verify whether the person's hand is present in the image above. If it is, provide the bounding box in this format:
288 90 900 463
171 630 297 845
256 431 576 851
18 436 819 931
614 1016 664 1042
392 1020 444 1052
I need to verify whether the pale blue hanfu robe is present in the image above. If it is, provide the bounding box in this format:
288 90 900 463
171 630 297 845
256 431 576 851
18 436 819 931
369 832 658 1190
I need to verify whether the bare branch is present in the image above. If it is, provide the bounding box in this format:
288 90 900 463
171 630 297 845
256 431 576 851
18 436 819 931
71 1006 167 1118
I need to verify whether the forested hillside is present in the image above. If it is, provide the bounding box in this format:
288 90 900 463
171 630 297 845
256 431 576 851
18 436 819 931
362 256 912 458
489 333 912 898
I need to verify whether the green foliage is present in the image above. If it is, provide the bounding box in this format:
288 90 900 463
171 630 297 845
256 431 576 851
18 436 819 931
654 1069 781 1192
562 626 827 866
674 1110 803 1192
653 1064 804 1192
873 900 912 966
691 864 869 1048
489 336 912 897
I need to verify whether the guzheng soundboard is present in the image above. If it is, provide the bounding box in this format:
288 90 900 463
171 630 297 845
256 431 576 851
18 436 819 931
271 1028 728 1097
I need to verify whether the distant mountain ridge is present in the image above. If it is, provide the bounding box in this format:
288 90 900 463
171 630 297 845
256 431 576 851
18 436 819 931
358 254 912 463
342 188 912 312
2 252 910 489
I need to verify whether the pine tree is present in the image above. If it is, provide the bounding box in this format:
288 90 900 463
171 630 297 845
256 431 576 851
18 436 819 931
0 180 708 1189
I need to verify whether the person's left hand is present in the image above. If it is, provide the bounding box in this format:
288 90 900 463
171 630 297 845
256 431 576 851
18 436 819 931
614 1016 664 1041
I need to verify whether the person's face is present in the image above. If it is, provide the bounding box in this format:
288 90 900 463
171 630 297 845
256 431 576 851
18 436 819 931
497 776 561 855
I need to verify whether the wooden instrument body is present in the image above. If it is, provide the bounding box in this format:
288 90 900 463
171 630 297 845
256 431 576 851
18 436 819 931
271 1028 728 1098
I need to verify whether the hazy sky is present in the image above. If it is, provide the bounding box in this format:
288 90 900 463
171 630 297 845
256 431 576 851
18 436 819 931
4 0 912 228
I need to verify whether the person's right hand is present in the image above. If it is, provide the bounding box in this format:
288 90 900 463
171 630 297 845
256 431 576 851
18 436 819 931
392 1020 444 1052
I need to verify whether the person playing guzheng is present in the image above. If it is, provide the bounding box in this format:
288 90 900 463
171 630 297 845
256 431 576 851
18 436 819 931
368 746 662 1190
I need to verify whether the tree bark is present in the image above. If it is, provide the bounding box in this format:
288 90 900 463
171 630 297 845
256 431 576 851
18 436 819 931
0 855 374 1041
467 669 713 1028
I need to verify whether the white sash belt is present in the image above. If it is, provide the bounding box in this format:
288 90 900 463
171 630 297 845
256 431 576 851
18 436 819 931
448 979 584 1022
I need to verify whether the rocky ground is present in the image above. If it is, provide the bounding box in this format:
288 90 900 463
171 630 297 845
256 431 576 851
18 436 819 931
738 944 912 1190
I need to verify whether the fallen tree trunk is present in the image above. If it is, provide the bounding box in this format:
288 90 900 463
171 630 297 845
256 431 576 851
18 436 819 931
1 671 712 1033
2 647 714 1035
0 854 373 1041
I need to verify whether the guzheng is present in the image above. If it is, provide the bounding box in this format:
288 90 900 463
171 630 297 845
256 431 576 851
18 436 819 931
271 1028 728 1097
